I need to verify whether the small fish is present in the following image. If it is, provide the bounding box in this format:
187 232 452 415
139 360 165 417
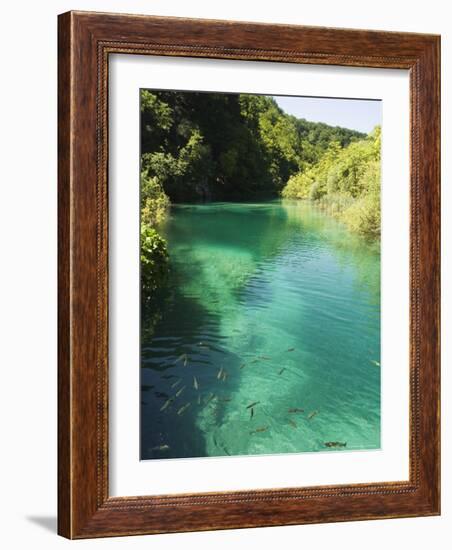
324 441 347 448
288 419 297 428
152 444 170 452
217 367 224 380
193 376 199 390
258 355 271 360
288 407 304 413
287 347 295 352
177 403 191 416
205 393 216 405
250 359 260 364
170 379 182 389
219 397 231 402
183 355 188 367
308 410 318 420
250 407 254 419
246 401 260 409
240 363 247 369
221 370 228 382
160 398 173 412
175 385 186 398
250 426 269 435
174 353 187 364
278 368 286 375
197 394 202 405
370 360 380 367
198 341 209 348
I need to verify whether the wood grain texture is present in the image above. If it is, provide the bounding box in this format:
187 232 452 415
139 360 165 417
57 10 72 539
57 10 440 539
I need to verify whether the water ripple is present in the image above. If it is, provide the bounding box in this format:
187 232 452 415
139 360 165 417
141 201 380 459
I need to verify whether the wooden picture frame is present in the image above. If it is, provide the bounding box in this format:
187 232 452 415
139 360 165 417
58 10 440 539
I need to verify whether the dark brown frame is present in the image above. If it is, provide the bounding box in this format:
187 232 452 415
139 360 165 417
58 10 440 539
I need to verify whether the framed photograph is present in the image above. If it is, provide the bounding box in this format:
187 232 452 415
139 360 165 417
58 11 440 538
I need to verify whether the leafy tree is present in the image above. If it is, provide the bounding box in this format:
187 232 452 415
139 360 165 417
140 172 170 227
282 126 381 237
140 224 171 339
341 159 381 237
140 225 169 299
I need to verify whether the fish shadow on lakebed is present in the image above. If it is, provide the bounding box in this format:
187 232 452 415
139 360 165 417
140 290 247 460
140 349 245 460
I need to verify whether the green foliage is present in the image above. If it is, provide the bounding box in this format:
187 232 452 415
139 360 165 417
341 159 381 237
141 172 170 227
140 88 380 239
140 225 169 298
140 223 171 340
140 90 364 201
281 171 314 199
140 170 171 336
140 90 173 129
281 127 381 237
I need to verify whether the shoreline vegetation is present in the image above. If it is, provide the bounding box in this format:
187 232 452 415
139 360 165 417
281 126 381 238
140 90 381 302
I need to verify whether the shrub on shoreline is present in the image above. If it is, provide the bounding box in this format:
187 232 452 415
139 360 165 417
281 127 381 238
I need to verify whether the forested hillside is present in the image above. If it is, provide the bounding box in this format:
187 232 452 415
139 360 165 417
140 90 364 202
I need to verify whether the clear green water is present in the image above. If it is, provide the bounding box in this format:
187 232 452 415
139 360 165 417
141 200 380 460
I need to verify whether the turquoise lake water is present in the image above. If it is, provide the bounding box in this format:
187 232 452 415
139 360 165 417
140 200 381 460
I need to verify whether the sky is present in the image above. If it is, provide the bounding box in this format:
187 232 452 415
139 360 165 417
273 95 381 134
